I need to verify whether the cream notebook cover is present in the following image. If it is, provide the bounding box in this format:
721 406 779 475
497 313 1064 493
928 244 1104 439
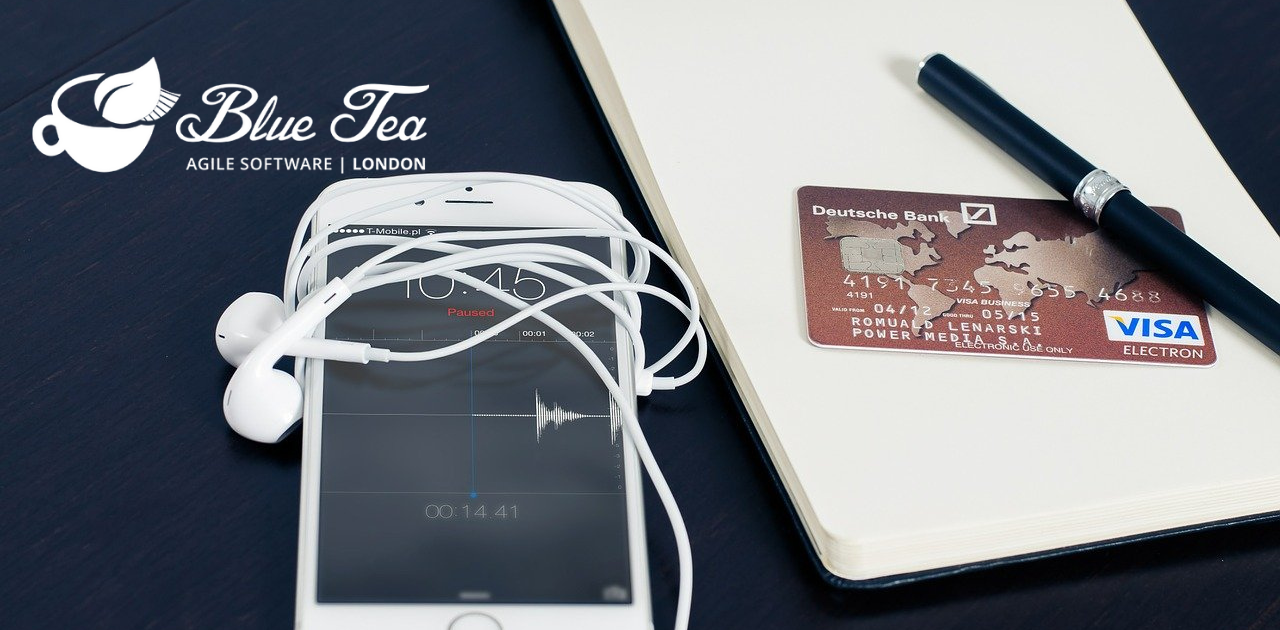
553 0 1280 583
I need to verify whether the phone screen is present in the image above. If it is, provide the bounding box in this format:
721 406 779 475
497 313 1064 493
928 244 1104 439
315 224 632 604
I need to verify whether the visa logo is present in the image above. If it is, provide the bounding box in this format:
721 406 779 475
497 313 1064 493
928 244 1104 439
1103 310 1205 346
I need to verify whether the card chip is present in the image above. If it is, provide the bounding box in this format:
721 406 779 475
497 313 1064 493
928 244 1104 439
839 237 904 274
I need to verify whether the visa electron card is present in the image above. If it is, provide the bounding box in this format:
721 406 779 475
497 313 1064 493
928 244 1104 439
796 186 1215 366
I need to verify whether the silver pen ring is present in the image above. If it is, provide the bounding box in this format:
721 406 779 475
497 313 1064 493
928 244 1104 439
1072 168 1128 224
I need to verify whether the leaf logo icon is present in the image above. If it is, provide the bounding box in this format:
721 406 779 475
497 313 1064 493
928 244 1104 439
32 57 179 171
93 58 180 125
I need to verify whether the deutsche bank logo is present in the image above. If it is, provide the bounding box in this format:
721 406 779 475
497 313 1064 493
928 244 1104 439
1103 310 1204 346
960 202 997 225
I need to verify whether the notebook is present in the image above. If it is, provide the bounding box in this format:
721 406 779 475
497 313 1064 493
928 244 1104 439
551 0 1280 585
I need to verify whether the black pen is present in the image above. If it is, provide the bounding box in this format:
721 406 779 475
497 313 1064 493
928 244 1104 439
916 53 1280 357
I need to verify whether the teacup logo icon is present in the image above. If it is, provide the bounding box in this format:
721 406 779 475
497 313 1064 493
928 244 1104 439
31 58 180 173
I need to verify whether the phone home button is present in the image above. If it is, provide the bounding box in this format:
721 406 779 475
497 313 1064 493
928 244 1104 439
449 612 501 630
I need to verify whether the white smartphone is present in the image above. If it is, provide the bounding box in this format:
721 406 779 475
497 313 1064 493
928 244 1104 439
295 178 650 630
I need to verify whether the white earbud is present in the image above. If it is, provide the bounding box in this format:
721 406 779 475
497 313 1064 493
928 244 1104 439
222 278 356 443
216 292 390 367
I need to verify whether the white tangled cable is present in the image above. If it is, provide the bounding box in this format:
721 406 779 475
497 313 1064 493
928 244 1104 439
282 173 704 630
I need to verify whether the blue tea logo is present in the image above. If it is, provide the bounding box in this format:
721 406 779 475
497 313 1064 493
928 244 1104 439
31 58 179 172
1103 310 1204 346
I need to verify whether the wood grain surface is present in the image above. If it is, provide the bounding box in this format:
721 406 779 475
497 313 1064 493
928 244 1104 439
0 1 1276 628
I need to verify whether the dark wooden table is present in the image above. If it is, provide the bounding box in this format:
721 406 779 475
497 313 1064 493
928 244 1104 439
2 1 1278 628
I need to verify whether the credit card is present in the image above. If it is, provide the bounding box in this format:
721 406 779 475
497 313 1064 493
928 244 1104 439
796 186 1215 366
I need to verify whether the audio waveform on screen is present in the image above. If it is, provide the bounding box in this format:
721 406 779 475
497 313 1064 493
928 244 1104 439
533 390 622 444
